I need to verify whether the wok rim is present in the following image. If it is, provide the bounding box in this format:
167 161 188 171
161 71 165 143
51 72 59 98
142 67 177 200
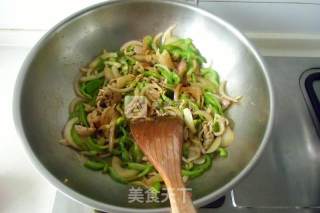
13 0 275 212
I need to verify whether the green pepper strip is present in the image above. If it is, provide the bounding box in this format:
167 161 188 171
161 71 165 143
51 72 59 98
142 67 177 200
161 94 174 105
78 103 89 126
108 167 128 184
137 165 153 177
182 143 190 158
119 127 142 162
150 181 161 195
110 147 120 155
84 160 105 171
156 64 180 85
127 163 153 177
127 162 148 171
70 103 89 127
204 91 223 115
130 143 143 162
102 164 110 173
143 70 161 79
96 59 105 72
86 137 108 152
79 78 104 99
72 128 108 152
71 126 88 150
201 67 220 88
143 35 153 49
182 155 212 179
218 147 228 158
80 150 98 156
118 132 132 162
116 116 125 126
163 38 206 64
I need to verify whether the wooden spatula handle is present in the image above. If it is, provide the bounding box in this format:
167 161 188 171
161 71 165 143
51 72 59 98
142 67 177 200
130 117 197 213
165 178 196 213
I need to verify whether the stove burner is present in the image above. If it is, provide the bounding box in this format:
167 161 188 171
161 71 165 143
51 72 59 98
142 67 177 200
300 68 320 137
201 196 226 208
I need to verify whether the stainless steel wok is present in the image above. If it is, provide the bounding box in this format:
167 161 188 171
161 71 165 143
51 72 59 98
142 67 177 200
13 0 274 212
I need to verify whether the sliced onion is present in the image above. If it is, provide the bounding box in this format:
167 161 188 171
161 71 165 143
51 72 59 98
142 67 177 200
193 156 206 164
59 139 68 145
206 136 222 153
131 181 148 188
213 115 226 136
100 52 118 60
88 57 100 69
157 49 175 70
74 125 95 137
181 86 202 103
111 66 121 79
79 71 104 82
193 110 213 121
63 117 80 149
190 138 202 147
182 156 188 163
183 108 196 133
162 24 176 44
107 85 135 93
152 32 163 51
83 103 95 112
104 61 121 79
144 83 162 102
186 145 201 162
80 67 91 73
132 54 147 62
108 118 117 152
134 45 144 54
177 60 187 77
112 156 139 179
133 62 145 73
120 40 143 51
104 66 114 81
100 106 117 126
73 77 85 98
164 106 182 119
116 103 124 115
221 126 235 147
222 98 231 109
105 61 121 68
182 176 189 183
219 81 242 102
213 119 225 136
68 97 83 113
109 74 135 89
108 74 141 93
183 126 189 141
145 174 163 186
174 84 182 101
192 77 217 92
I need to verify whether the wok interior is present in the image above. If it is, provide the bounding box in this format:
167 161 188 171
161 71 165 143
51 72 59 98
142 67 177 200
19 0 270 209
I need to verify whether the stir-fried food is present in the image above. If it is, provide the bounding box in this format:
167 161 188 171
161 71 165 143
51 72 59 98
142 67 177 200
61 26 241 192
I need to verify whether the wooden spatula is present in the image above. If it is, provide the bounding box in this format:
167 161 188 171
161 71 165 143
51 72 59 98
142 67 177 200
130 117 196 213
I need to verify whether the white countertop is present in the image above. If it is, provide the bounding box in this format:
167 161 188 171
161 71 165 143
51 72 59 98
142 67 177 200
1 1 320 213
0 1 105 212
0 45 56 213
